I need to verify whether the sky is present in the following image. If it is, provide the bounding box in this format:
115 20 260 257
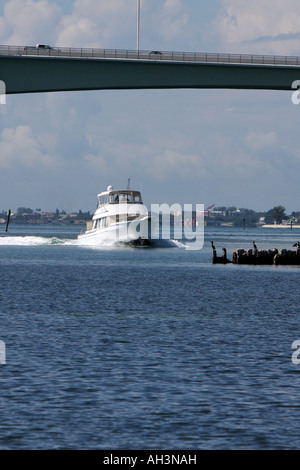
0 0 300 213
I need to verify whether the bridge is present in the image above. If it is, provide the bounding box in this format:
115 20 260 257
1 45 300 94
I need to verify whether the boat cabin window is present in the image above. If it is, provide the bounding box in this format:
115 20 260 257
134 194 142 203
93 217 108 229
112 192 134 203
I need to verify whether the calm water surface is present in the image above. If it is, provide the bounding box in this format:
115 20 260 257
0 224 300 449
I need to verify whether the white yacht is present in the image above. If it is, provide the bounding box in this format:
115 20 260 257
78 184 156 245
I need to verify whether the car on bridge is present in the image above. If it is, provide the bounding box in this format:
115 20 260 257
35 44 53 50
23 44 54 51
23 44 60 55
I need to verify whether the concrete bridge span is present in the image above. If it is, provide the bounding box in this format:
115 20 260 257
0 46 300 94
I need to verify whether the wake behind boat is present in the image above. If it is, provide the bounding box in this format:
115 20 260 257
78 184 157 246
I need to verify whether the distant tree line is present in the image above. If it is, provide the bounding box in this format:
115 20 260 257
208 205 299 227
0 205 298 227
0 207 91 224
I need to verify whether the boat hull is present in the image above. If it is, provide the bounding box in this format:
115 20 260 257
78 216 156 245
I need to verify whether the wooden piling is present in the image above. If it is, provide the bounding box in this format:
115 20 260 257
212 241 300 265
211 242 232 264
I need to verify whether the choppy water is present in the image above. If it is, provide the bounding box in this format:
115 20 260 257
1 224 300 449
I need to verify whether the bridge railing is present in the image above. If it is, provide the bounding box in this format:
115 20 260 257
1 44 300 66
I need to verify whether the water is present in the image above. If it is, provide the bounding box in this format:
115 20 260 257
1 224 300 449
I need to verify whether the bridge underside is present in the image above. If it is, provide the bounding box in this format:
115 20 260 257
1 55 300 94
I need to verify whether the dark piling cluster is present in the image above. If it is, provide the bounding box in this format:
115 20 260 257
211 241 300 266
232 247 278 265
273 246 300 265
211 242 232 264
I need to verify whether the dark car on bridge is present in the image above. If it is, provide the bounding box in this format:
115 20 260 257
35 44 53 50
24 44 53 51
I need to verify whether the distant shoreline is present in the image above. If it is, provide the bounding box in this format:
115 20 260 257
261 224 300 228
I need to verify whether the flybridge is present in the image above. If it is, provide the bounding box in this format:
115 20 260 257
1 44 300 67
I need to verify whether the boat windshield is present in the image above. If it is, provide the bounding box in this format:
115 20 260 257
113 193 131 203
133 193 143 203
97 191 143 207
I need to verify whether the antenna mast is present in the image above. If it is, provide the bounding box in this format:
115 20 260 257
137 0 140 51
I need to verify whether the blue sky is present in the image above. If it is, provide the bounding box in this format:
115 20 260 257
0 0 300 213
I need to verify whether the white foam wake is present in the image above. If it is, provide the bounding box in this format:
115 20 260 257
0 235 184 248
0 236 67 246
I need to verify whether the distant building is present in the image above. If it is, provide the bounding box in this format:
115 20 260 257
42 212 55 218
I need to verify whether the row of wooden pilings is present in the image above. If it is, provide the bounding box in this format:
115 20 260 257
211 241 300 265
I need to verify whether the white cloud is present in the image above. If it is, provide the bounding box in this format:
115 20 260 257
0 125 58 168
56 0 134 47
245 131 278 152
156 0 189 42
84 153 108 172
215 0 300 54
55 0 190 49
56 16 100 48
0 16 9 39
0 0 61 45
0 0 191 50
